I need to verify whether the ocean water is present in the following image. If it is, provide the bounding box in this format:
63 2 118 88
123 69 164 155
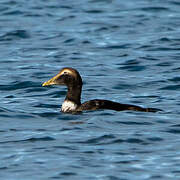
1 0 180 179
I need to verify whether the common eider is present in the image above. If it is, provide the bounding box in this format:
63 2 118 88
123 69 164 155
42 67 161 113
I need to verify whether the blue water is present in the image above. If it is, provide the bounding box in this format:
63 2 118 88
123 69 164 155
1 0 180 179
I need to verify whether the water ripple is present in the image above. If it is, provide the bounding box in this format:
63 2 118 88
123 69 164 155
0 0 180 179
0 30 30 41
1 136 55 144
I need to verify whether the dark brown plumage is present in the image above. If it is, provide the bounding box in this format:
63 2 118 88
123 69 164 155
42 67 161 113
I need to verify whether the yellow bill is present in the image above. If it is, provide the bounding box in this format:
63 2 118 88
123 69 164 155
42 74 60 86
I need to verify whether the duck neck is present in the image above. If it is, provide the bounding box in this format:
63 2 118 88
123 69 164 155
65 84 82 105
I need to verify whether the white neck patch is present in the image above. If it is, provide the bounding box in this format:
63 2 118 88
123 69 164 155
61 100 78 112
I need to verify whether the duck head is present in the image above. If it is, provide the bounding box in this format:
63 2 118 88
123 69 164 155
42 67 82 87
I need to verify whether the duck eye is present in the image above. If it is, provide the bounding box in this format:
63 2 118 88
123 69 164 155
63 71 68 75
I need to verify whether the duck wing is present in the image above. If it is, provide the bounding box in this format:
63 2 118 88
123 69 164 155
77 99 160 112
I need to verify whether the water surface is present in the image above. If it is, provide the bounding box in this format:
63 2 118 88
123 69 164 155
1 0 180 179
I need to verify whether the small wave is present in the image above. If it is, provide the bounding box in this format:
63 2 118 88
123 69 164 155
164 128 180 134
76 134 115 144
33 112 60 118
0 136 55 144
84 10 105 14
0 81 37 91
119 65 146 72
104 44 130 49
126 138 148 145
168 77 180 83
3 10 23 16
147 137 163 142
159 85 180 91
0 30 30 41
25 136 55 142
139 7 170 12
60 172 77 176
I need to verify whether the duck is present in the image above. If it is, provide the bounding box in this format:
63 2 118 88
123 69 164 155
42 67 161 113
